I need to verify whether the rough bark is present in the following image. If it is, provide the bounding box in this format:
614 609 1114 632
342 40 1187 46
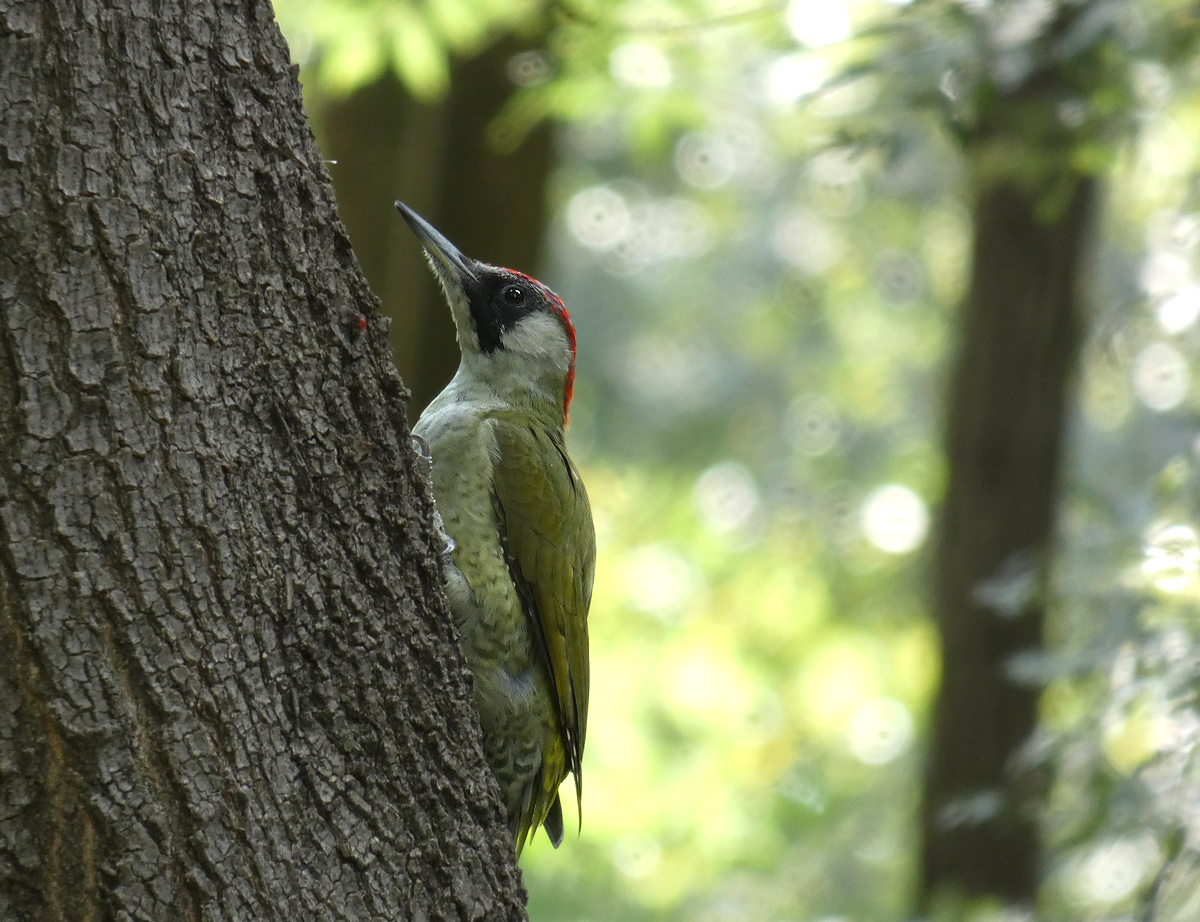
920 174 1098 907
316 36 554 419
0 1 526 919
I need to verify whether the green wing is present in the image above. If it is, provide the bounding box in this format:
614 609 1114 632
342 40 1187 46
491 419 595 821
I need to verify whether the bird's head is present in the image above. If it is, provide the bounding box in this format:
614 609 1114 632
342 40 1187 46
396 202 577 427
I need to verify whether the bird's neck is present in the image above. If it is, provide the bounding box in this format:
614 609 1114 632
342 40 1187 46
444 351 569 432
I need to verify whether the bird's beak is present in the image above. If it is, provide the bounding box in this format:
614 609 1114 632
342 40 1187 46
395 202 478 286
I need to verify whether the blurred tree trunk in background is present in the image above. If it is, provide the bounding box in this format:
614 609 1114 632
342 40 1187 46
0 1 526 919
315 37 553 418
922 174 1096 907
920 73 1100 907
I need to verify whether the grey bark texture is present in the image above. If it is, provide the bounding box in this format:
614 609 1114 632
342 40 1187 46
0 1 527 920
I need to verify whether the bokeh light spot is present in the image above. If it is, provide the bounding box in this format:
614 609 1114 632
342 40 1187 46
1141 522 1200 592
506 50 551 87
1132 341 1189 411
786 0 851 48
1156 286 1200 333
600 197 715 274
860 484 929 554
694 462 761 534
846 698 913 765
772 210 843 275
624 543 702 620
1140 249 1190 298
567 186 631 251
786 394 842 456
609 43 672 88
762 53 828 108
1068 837 1160 907
675 132 736 190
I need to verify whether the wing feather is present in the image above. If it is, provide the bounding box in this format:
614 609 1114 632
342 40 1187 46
491 419 595 825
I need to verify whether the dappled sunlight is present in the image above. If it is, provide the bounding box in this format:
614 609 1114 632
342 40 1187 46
785 0 852 49
610 43 674 90
1141 522 1200 594
521 457 935 914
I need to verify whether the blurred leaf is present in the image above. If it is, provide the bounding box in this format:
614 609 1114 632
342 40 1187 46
388 5 450 100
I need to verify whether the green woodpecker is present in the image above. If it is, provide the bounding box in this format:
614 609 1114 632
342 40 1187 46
396 202 594 854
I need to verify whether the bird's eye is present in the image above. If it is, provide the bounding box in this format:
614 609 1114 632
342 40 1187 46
502 285 524 304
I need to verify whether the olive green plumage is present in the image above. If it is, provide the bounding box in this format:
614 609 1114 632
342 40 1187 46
419 411 594 852
399 202 594 854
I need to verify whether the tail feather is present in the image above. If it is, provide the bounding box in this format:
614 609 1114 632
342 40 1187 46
542 795 564 848
514 785 534 857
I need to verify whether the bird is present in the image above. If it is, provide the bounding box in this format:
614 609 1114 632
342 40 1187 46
396 202 595 855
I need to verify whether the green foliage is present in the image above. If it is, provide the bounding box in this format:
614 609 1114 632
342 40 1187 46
273 0 544 98
520 3 1200 918
519 460 937 918
845 0 1200 202
509 9 968 916
1033 88 1200 920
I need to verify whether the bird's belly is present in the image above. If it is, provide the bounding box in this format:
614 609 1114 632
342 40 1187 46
442 558 562 813
472 661 561 819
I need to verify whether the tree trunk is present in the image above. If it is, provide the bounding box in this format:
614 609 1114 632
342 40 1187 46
920 174 1098 908
315 36 553 420
0 1 526 919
